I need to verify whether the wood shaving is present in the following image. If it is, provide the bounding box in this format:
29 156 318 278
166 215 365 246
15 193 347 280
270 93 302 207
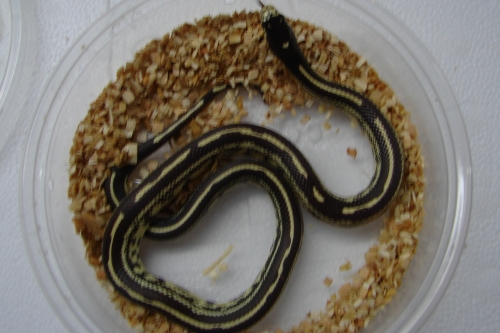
301 114 311 125
203 245 234 276
323 277 333 287
339 260 353 272
347 147 357 159
68 10 425 333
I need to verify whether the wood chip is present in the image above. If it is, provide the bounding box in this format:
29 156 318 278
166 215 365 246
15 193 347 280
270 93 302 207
347 147 357 159
312 28 323 41
229 32 242 44
122 90 135 104
203 245 234 276
301 114 311 124
339 260 352 271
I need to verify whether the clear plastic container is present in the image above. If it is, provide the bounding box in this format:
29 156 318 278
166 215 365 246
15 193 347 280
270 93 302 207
21 0 471 332
0 0 36 151
0 0 19 112
0 0 28 151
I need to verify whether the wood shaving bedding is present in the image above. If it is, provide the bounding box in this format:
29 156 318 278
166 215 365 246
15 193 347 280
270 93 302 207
68 10 425 333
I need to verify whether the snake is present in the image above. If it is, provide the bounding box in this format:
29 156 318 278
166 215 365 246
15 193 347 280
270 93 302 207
101 4 404 333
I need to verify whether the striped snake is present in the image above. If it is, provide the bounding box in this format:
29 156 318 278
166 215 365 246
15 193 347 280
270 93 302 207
102 4 404 333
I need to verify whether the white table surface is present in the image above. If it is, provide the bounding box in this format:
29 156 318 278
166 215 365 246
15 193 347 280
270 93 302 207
1 0 498 332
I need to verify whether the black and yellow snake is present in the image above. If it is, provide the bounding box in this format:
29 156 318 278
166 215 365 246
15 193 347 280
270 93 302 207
102 4 404 333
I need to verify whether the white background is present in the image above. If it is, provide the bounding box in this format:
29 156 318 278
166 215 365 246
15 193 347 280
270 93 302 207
0 0 498 332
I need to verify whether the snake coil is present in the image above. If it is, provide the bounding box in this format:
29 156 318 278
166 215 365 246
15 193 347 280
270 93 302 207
102 5 404 333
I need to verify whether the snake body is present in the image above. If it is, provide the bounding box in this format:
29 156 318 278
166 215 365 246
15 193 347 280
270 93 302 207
102 5 404 333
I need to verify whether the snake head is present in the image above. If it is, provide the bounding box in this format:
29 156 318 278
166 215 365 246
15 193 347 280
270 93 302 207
260 4 280 23
260 5 303 70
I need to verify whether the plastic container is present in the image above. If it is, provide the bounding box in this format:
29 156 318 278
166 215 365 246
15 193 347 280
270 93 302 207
0 0 20 112
0 0 36 151
21 0 471 332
